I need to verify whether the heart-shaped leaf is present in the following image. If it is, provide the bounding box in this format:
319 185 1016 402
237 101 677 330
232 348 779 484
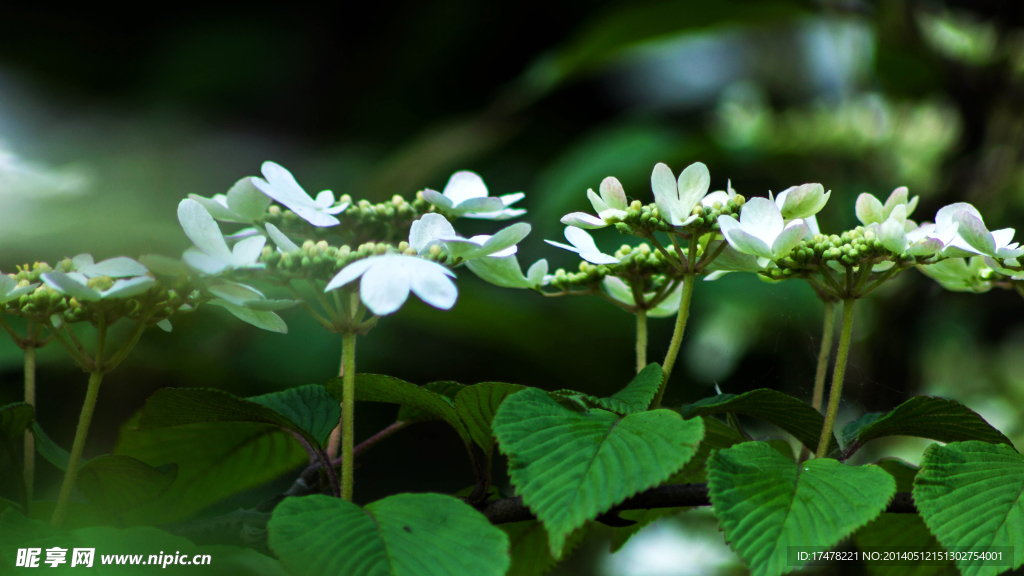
501 520 587 576
454 382 526 453
547 364 663 416
268 493 509 576
707 442 895 576
249 385 341 447
493 387 704 557
76 455 177 514
914 441 1024 576
398 380 465 423
681 389 839 454
841 396 1015 459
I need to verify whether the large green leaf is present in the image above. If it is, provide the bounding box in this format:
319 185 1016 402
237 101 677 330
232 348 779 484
77 455 177 514
398 380 465 423
140 385 337 449
267 493 510 576
681 389 839 454
0 509 288 575
913 441 1024 576
330 374 471 444
853 513 956 576
841 396 1014 459
454 382 526 453
0 402 33 441
32 422 72 471
707 441 895 576
115 421 308 524
875 458 919 493
501 521 587 576
493 387 704 557
249 385 341 447
552 364 664 416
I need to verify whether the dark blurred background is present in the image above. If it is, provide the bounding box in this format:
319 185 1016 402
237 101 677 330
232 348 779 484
2 2 1024 574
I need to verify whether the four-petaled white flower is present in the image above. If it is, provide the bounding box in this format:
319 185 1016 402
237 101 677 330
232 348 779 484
250 161 349 227
408 213 530 261
856 186 919 226
917 257 994 293
178 199 266 275
602 276 684 317
0 273 38 304
560 177 629 229
717 198 808 260
700 181 737 210
69 254 149 278
188 178 273 224
937 202 1023 259
651 161 711 227
422 171 525 220
545 226 619 265
466 255 549 289
324 254 457 316
877 205 959 256
41 269 155 302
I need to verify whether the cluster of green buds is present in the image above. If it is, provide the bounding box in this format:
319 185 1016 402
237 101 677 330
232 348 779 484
259 193 430 245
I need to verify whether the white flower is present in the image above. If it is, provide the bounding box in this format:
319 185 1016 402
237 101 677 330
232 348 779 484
560 177 629 229
188 178 272 224
250 161 349 227
602 276 683 317
41 272 155 302
178 199 267 275
206 280 298 311
408 213 530 261
917 257 994 293
651 161 711 227
545 226 619 265
700 180 737 210
772 183 830 220
68 254 149 278
703 241 766 281
324 254 457 316
0 274 38 304
717 198 808 260
265 223 300 253
877 205 959 256
856 186 919 226
422 171 525 220
937 202 1023 258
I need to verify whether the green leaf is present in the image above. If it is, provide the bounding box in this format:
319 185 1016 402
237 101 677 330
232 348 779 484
115 421 308 524
209 299 288 333
853 513 956 576
913 441 1024 576
397 380 464 423
681 389 839 454
32 422 72 471
841 396 1015 458
0 509 289 575
267 493 510 576
77 455 177 514
493 387 704 557
331 374 471 444
0 402 33 442
249 384 341 447
501 520 587 576
667 416 745 484
707 441 895 576
544 364 664 416
454 382 526 453
140 385 335 449
875 458 919 493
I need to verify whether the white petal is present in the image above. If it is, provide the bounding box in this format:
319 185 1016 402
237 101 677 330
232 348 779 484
564 226 600 253
676 161 711 214
475 223 531 258
71 254 95 270
207 282 266 306
315 190 335 208
41 272 101 301
265 223 300 252
648 282 684 317
935 202 981 228
102 276 156 299
443 171 489 204
500 192 525 206
651 163 680 224
324 257 377 291
560 212 607 229
226 177 272 222
855 193 885 225
224 227 262 241
291 204 341 228
255 161 315 208
544 240 581 255
231 236 267 266
879 218 909 254
737 198 784 245
182 248 229 275
325 202 349 215
720 218 774 259
587 188 610 215
188 194 239 222
360 259 411 315
953 210 996 256
410 265 458 309
602 276 635 305
526 259 548 286
0 275 17 298
409 213 457 253
209 299 288 333
600 177 628 211
453 196 505 214
992 228 1016 249
883 186 909 219
157 319 173 332
466 255 532 289
421 189 454 210
178 199 233 261
701 191 731 208
139 254 188 276
580 251 620 265
771 220 809 258
80 257 149 278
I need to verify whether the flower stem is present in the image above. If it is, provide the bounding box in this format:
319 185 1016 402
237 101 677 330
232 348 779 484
340 331 357 501
23 343 36 513
811 301 835 412
815 299 855 459
635 309 648 374
51 370 103 526
650 273 695 409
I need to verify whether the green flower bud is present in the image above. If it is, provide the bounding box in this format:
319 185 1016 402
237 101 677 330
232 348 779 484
301 256 312 268
630 200 643 211
429 245 442 257
398 241 410 252
403 247 417 256
375 244 388 255
734 194 746 205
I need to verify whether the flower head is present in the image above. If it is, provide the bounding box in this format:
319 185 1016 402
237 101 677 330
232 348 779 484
41 271 155 302
717 198 808 260
0 274 38 304
250 161 349 227
936 202 1022 259
856 186 919 226
651 161 711 227
917 257 994 293
325 254 457 316
188 178 273 224
545 226 619 265
422 171 525 220
877 205 959 256
408 213 530 261
178 199 267 275
560 177 629 229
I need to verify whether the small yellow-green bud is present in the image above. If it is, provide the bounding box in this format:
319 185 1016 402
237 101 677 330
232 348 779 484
403 247 417 256
398 241 410 252
429 245 442 257
630 200 643 211
268 205 282 216
375 244 388 255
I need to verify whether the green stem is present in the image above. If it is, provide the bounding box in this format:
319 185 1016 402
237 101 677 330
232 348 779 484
23 343 36 512
811 301 835 413
1016 283 1024 299
650 273 695 409
51 370 103 526
635 309 648 374
341 331 357 501
815 299 855 459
